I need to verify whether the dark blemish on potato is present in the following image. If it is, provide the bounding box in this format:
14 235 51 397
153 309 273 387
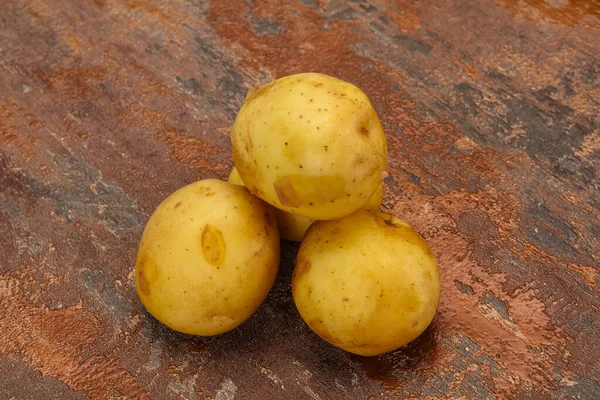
137 261 152 296
201 225 226 266
317 127 320 130
299 114 303 119
300 92 304 96
384 218 399 227
324 145 328 151
285 142 288 146
318 108 322 111
299 164 303 168
309 99 313 102
342 297 349 302
274 176 302 207
292 259 312 288
174 201 182 208
314 83 323 87
309 202 314 205
360 127 370 136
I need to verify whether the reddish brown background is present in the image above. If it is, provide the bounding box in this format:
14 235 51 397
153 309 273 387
1 0 599 399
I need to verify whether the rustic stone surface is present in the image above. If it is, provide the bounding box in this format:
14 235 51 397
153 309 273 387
1 0 599 398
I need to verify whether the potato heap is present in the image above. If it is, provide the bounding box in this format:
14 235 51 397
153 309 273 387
135 73 440 356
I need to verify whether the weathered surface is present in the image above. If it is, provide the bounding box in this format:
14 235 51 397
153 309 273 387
0 0 598 398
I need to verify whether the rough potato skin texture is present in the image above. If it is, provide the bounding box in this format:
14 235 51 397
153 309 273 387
292 210 440 356
232 73 388 220
135 179 280 336
228 168 383 242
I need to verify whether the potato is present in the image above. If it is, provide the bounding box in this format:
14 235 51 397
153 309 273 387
292 210 439 356
135 179 280 336
228 167 383 242
232 73 388 220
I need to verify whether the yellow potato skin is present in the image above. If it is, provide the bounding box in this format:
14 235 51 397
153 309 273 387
135 179 280 336
292 210 439 356
228 167 383 242
232 73 388 220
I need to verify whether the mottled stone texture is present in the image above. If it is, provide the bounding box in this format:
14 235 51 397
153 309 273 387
1 0 599 399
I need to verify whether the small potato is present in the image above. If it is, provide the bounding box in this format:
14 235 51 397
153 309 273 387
135 179 280 336
228 167 383 242
292 210 439 356
232 73 388 220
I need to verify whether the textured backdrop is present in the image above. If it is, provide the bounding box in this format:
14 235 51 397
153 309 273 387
1 0 599 399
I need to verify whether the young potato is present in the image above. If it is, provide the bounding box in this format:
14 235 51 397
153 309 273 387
292 210 439 356
228 167 383 242
232 73 388 220
135 179 280 336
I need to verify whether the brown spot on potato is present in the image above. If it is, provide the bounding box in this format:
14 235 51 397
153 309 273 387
264 211 275 226
292 258 312 284
137 266 151 296
174 201 182 208
273 176 302 207
353 155 366 166
201 225 226 266
384 218 399 228
196 186 216 197
360 127 370 136
137 255 158 297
